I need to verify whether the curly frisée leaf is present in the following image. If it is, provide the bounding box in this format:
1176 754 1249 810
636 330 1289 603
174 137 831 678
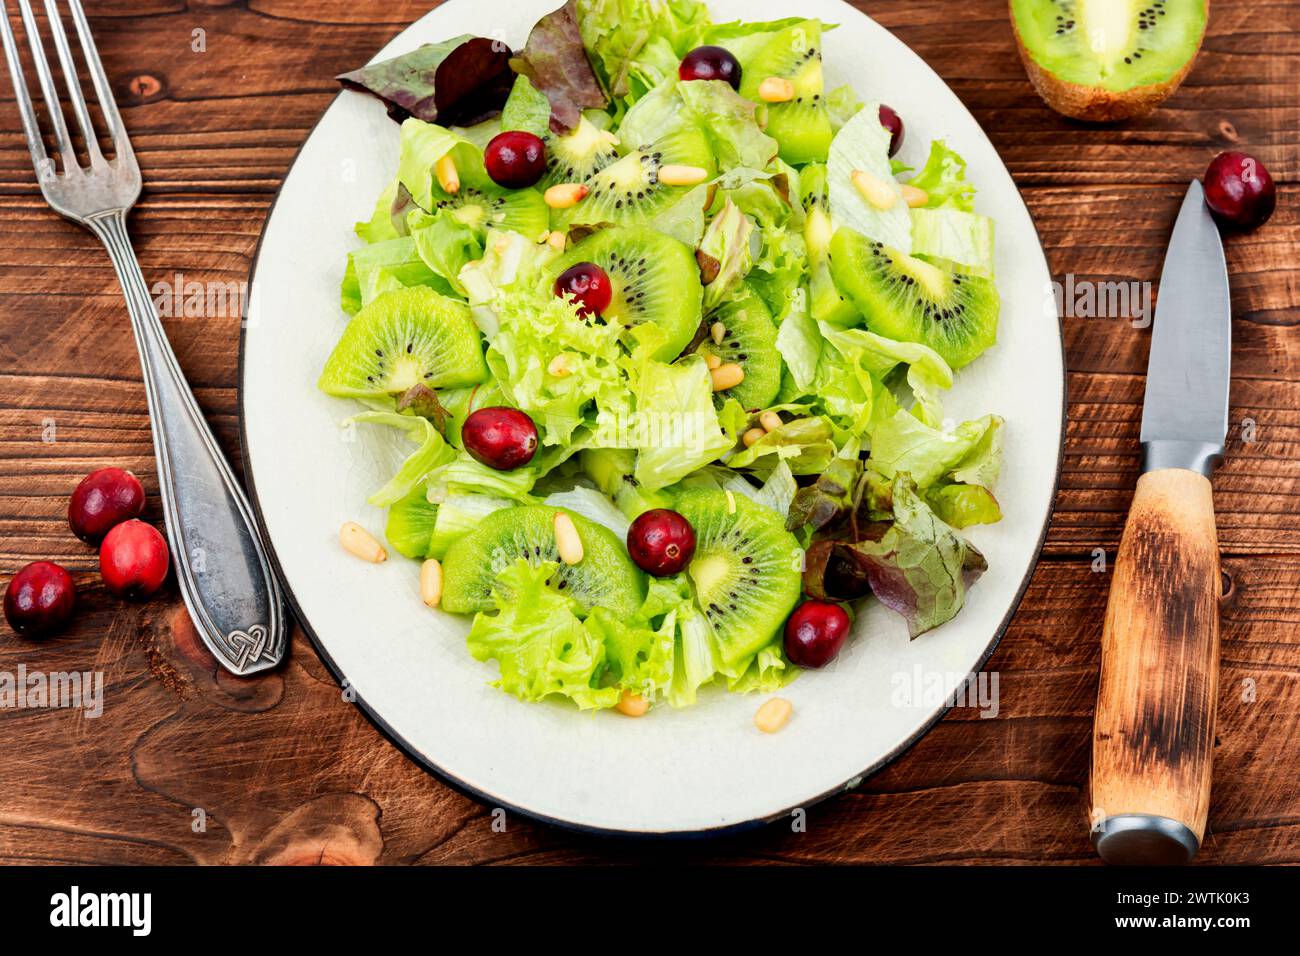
338 36 515 127
467 559 620 710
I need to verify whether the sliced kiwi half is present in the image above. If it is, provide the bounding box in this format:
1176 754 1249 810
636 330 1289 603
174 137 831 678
800 163 857 326
426 169 550 240
441 505 646 616
739 20 834 165
385 485 438 559
696 288 780 411
553 125 716 232
829 228 999 370
541 116 621 188
318 286 488 397
1011 0 1207 121
676 489 802 666
547 226 703 362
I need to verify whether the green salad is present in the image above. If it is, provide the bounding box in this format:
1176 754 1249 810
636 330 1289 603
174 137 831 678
320 0 1005 712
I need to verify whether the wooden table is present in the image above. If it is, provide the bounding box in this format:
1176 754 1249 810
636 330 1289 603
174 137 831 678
0 0 1295 866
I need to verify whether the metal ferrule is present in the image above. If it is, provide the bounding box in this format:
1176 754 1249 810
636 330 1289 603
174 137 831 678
1140 440 1224 478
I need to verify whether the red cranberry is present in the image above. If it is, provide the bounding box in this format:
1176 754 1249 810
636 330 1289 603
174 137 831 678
1203 151 1276 232
679 45 742 91
784 600 851 668
68 467 146 543
553 262 613 319
462 407 538 470
879 104 904 158
3 561 76 638
484 130 548 189
627 509 697 576
99 519 169 600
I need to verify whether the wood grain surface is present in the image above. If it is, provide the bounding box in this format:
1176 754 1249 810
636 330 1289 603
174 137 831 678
0 0 1296 865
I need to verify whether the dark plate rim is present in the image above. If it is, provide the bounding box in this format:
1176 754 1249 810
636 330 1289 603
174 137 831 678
235 1 1068 840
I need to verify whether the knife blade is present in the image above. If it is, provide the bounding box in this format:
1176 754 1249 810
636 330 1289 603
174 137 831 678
1139 179 1232 477
1089 179 1232 866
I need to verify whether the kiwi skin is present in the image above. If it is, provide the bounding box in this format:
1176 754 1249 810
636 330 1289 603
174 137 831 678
1010 0 1208 121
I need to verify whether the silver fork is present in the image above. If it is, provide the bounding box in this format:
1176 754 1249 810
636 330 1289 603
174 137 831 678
1 0 286 675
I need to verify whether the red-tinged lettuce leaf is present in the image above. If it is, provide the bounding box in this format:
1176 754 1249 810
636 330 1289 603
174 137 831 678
338 36 514 127
511 0 608 134
803 475 986 638
786 455 862 532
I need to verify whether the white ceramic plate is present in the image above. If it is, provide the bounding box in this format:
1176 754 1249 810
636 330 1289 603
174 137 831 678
240 0 1064 835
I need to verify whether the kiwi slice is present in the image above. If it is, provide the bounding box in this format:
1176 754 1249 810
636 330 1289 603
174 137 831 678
1011 0 1207 121
553 125 716 232
385 485 438 559
318 286 488 398
739 20 834 165
548 226 703 362
696 289 780 411
800 163 857 326
541 117 621 188
426 171 550 240
676 489 802 666
829 229 999 370
441 505 646 616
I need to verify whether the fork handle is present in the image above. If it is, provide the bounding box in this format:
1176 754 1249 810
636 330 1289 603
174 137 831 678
87 211 287 675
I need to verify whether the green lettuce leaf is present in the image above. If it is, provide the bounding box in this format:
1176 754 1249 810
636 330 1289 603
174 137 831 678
907 140 976 212
827 103 912 251
726 415 837 476
867 411 1004 490
819 323 953 428
395 119 478 211
676 78 779 171
627 356 734 490
925 483 1002 528
428 492 514 559
407 207 484 297
577 0 712 112
350 411 457 507
698 198 755 309
910 207 995 277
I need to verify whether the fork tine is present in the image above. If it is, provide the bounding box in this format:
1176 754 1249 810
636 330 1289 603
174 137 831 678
15 0 77 169
64 0 128 159
0 0 51 178
42 0 102 165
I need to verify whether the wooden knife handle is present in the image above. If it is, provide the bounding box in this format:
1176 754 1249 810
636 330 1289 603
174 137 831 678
1089 467 1222 865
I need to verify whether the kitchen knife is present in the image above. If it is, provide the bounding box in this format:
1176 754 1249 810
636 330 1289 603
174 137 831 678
1089 180 1231 865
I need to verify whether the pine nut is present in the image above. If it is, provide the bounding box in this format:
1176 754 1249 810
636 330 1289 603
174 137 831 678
710 362 745 391
545 183 589 209
435 154 459 195
759 411 782 432
725 490 736 514
710 321 727 345
420 558 443 607
705 353 722 370
548 354 574 377
901 184 929 208
742 427 767 448
339 522 386 563
657 164 708 186
758 76 795 103
851 168 896 210
546 230 567 251
754 697 793 733
554 512 583 565
616 690 649 717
